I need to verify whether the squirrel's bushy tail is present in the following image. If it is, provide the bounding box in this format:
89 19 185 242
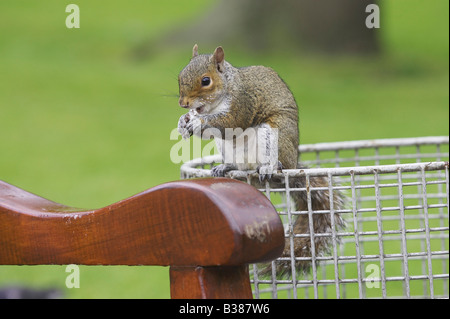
257 169 346 278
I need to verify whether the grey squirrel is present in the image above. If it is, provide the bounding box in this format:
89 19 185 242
177 45 345 277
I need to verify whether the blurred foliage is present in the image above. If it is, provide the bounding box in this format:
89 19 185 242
0 0 448 298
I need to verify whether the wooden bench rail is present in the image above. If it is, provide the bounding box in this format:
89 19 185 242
0 178 284 298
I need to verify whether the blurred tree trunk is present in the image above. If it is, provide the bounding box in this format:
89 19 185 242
219 0 379 53
288 0 380 53
133 0 379 59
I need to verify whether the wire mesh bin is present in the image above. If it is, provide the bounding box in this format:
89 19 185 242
180 136 449 299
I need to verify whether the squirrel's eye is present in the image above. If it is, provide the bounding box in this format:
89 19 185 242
201 76 211 87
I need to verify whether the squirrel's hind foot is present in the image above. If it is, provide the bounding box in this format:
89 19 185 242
211 163 237 177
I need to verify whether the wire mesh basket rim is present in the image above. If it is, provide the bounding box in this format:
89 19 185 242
297 136 449 152
180 136 449 178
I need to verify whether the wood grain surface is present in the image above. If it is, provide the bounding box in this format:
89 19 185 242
0 178 284 298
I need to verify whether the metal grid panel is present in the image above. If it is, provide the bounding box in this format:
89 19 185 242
180 136 449 299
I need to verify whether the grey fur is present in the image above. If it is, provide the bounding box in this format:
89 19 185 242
178 46 346 278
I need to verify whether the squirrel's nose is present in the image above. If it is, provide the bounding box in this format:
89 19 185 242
179 98 190 108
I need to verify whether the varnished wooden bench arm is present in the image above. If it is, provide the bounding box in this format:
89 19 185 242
0 178 284 298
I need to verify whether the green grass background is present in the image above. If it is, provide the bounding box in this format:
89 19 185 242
0 0 448 298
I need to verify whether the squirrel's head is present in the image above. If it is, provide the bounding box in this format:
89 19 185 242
178 45 228 115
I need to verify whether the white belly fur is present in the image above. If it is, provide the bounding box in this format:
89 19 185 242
214 123 278 171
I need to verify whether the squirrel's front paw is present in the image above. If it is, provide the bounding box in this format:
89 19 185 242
177 113 192 139
178 112 202 139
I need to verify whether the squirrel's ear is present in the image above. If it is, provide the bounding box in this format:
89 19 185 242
192 44 199 58
212 46 225 72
